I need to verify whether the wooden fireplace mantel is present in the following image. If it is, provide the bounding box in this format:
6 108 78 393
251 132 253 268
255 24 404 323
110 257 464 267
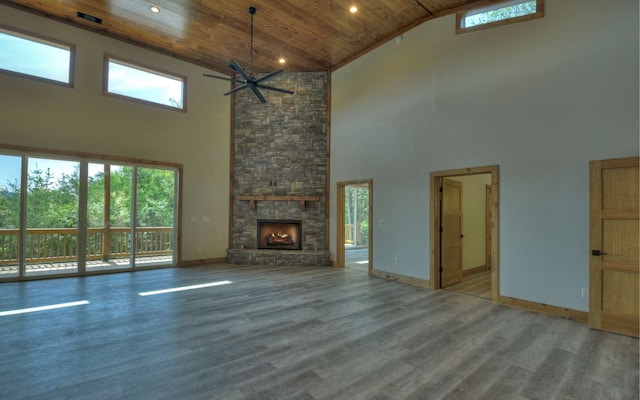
236 195 320 211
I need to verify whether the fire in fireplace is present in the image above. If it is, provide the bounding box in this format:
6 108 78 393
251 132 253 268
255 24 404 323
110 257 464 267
257 219 302 250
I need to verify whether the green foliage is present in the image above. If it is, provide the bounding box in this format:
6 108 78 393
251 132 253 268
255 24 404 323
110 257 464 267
0 179 20 229
26 165 78 229
0 164 175 229
345 186 369 246
465 1 536 27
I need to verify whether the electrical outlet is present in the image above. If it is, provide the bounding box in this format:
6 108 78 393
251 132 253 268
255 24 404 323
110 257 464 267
581 288 589 298
394 257 399 265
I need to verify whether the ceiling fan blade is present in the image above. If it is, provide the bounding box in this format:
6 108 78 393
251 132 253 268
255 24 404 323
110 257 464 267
203 73 244 83
255 69 284 84
249 86 267 103
223 83 250 96
256 84 294 95
230 60 252 82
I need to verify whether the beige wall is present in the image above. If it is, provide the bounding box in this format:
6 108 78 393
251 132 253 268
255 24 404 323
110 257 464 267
449 174 491 271
0 5 231 262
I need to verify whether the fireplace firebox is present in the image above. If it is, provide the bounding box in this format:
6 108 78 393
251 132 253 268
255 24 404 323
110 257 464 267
257 219 302 250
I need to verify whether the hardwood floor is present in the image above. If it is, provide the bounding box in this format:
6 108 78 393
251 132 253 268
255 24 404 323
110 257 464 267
345 247 369 273
445 270 492 299
0 265 637 399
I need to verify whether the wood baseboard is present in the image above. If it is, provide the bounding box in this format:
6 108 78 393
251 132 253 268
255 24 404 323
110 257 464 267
180 257 227 267
462 265 487 278
499 295 588 323
371 269 430 288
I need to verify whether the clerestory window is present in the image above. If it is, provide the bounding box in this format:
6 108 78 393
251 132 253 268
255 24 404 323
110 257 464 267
0 26 74 86
104 56 186 111
456 0 544 34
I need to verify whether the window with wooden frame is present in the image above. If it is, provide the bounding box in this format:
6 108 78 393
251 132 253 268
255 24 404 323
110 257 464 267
104 55 186 111
456 0 544 34
0 25 74 86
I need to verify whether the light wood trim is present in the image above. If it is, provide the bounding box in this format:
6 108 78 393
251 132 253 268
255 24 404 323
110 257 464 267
485 184 492 270
0 143 183 170
102 164 111 261
599 156 640 168
371 269 430 289
325 72 332 252
336 184 346 267
176 166 183 266
589 159 603 329
499 295 588 324
336 179 373 272
236 195 320 211
180 257 226 267
463 265 487 278
430 165 499 302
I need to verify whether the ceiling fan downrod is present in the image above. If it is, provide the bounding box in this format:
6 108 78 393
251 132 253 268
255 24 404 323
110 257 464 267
202 4 294 103
249 6 255 77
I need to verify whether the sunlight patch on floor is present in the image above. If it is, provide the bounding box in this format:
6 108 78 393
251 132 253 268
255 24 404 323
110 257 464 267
139 280 232 296
0 300 90 316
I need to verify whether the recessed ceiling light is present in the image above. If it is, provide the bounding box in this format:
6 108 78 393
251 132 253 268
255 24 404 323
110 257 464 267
278 57 286 64
149 5 160 13
350 6 358 13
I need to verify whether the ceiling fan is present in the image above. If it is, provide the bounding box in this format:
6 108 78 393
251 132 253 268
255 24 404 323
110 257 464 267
203 6 294 103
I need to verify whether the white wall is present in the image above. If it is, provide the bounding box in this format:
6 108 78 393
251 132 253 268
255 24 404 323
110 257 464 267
0 5 231 262
449 174 491 271
330 0 639 311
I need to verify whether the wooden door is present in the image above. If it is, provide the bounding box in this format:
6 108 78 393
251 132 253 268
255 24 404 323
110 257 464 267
589 156 639 337
441 179 463 287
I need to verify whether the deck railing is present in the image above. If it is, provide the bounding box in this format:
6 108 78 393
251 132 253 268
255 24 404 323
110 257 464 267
345 223 362 245
0 227 173 265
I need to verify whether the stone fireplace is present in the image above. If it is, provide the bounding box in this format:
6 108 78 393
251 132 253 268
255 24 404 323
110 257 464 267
257 219 301 250
226 71 330 266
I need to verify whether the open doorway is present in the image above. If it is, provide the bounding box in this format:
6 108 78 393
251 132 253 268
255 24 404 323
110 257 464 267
336 180 372 274
430 166 499 301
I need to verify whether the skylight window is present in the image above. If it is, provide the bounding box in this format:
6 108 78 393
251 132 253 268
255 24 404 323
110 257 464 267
0 26 74 85
105 56 186 111
457 0 544 34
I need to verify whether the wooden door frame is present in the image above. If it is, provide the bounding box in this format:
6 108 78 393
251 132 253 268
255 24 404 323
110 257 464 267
485 184 492 271
336 179 373 274
430 165 499 301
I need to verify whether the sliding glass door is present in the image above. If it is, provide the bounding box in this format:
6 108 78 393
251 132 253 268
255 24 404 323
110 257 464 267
25 158 80 277
0 150 179 281
135 167 175 267
0 155 22 279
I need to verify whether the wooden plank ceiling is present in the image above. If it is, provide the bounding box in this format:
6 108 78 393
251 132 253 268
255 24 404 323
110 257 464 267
1 0 489 75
